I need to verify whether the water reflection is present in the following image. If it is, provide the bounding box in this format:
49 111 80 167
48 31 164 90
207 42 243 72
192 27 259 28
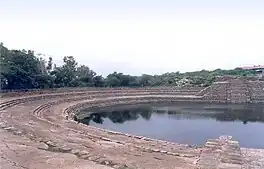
78 105 153 125
77 104 264 125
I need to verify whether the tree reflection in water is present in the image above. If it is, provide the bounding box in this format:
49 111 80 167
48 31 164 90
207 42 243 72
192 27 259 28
78 104 264 125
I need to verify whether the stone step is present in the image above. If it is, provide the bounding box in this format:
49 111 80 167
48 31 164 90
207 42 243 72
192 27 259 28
199 137 243 169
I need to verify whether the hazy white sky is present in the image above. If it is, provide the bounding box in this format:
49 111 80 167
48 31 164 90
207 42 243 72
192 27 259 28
1 0 263 76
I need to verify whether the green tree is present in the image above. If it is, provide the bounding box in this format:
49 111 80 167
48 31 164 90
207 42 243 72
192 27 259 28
53 56 78 87
1 42 261 90
107 75 121 87
139 74 152 86
0 47 46 89
93 75 105 87
46 56 53 73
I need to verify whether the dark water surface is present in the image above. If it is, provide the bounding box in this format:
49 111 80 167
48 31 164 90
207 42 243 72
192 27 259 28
77 103 264 148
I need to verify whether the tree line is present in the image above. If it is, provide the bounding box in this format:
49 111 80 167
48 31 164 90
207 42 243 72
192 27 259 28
0 43 258 90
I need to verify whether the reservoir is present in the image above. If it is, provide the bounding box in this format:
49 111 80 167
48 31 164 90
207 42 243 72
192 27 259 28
77 103 264 148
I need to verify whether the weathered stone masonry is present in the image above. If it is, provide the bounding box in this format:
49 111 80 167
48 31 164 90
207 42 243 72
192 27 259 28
198 77 264 103
1 79 264 169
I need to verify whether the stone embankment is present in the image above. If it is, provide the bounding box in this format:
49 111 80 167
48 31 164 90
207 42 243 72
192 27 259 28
197 77 264 103
0 85 264 169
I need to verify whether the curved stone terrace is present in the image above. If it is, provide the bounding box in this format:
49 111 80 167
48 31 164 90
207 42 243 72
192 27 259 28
0 86 264 169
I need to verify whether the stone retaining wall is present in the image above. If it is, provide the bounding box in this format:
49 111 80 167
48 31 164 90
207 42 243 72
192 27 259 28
1 77 264 168
0 86 204 98
1 78 264 104
249 81 264 103
204 79 264 103
63 96 211 120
